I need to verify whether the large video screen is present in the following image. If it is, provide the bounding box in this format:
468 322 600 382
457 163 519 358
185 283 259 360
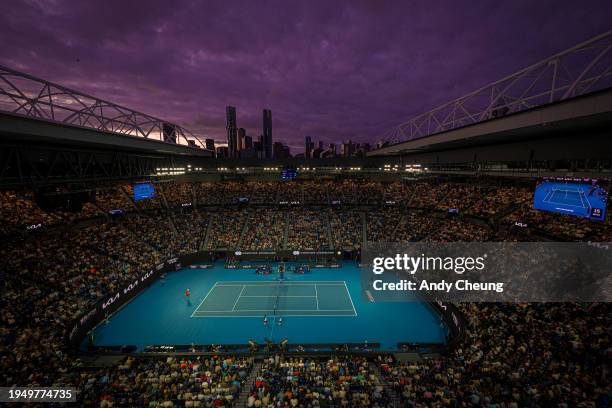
534 177 608 220
281 167 298 180
133 182 156 201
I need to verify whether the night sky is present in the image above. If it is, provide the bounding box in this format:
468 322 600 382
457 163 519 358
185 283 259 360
1 1 611 151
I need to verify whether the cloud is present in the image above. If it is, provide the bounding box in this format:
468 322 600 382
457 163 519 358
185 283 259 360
1 0 611 151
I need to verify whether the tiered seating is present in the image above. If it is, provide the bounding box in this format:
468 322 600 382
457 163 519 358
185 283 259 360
424 218 492 241
206 209 247 249
393 211 441 241
503 207 598 240
0 190 63 234
250 356 390 407
379 302 611 407
356 181 384 205
75 221 162 270
121 214 175 253
249 181 278 204
328 180 356 204
303 180 329 204
194 181 223 205
435 183 480 211
94 185 136 212
241 208 286 250
277 181 302 203
172 209 210 254
381 181 413 205
78 356 253 407
0 179 610 407
467 185 532 217
162 182 195 208
409 182 449 208
287 210 331 250
367 209 406 242
329 210 362 249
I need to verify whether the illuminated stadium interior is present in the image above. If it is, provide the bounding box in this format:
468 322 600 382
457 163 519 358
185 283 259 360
1 5 611 407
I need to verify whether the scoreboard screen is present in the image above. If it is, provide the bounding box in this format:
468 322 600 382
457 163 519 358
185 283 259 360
133 182 156 201
533 177 608 220
281 167 298 180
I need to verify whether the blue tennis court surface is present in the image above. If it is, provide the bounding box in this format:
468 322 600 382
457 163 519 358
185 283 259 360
192 281 356 317
90 262 447 350
534 181 607 220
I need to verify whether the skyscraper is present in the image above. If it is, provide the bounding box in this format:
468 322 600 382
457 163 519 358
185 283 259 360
263 108 272 159
226 106 237 158
205 138 215 151
329 143 337 156
341 139 356 157
216 146 229 159
273 142 284 159
305 136 313 159
237 127 246 151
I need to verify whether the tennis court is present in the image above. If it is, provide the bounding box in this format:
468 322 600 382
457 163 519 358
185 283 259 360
91 262 447 350
534 181 606 218
191 281 357 317
542 187 589 209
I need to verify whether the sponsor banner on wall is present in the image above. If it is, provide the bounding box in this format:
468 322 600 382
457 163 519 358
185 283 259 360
68 260 173 347
188 264 214 269
314 263 342 268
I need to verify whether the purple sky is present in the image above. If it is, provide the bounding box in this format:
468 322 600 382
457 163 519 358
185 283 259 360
1 1 611 152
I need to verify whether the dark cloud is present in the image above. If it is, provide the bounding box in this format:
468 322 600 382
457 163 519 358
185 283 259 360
1 0 611 151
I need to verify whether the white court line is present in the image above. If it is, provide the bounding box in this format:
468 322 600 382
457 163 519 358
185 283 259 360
543 188 586 207
542 189 555 203
231 285 246 311
191 314 358 318
551 187 581 194
193 309 355 312
214 283 346 287
546 199 587 208
192 281 357 318
584 193 596 215
214 280 346 286
543 190 587 209
240 295 317 298
343 282 358 317
555 208 575 213
190 282 218 318
577 190 588 210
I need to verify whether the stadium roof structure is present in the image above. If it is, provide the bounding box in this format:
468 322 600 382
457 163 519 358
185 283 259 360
370 30 612 156
0 64 211 152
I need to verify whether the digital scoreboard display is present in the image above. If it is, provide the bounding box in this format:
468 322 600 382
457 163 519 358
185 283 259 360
533 177 608 220
281 167 298 180
133 182 156 201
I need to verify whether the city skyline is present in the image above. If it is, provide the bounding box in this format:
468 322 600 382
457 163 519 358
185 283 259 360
223 106 283 159
1 1 611 152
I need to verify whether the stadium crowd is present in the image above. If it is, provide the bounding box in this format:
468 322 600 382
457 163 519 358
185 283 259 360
0 178 610 406
243 209 286 250
2 178 609 242
249 355 390 407
78 355 253 407
378 302 610 407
